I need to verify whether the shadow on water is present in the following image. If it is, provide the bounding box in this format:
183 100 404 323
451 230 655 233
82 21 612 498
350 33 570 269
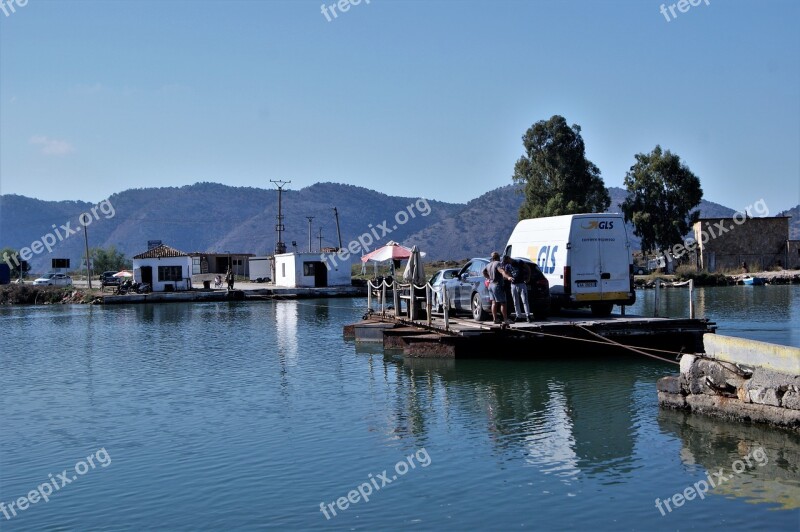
658 408 800 510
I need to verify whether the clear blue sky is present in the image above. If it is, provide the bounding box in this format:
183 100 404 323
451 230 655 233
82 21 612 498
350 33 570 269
1 0 798 214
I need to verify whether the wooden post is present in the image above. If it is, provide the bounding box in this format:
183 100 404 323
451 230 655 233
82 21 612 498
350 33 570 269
367 280 372 312
393 281 399 317
409 284 415 322
381 281 386 316
689 279 695 319
443 285 449 330
426 283 432 327
654 278 660 318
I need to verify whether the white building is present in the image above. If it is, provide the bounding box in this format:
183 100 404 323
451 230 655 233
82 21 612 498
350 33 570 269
248 256 273 281
133 244 193 292
273 252 350 288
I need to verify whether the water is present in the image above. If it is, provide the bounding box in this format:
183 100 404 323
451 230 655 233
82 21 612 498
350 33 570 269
1 287 798 530
628 284 799 347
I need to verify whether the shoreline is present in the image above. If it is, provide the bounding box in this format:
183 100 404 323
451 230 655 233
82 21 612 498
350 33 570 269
2 269 798 305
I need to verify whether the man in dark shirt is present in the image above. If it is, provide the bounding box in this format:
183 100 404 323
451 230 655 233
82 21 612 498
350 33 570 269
507 258 532 322
483 252 513 324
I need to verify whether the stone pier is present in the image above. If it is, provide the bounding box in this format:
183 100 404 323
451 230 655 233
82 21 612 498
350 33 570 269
658 334 800 430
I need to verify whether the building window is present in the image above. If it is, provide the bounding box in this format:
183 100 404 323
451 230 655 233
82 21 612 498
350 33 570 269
303 262 316 276
232 259 243 266
158 266 183 282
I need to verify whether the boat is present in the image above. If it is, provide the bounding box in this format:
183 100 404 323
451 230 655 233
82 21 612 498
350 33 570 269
741 276 765 286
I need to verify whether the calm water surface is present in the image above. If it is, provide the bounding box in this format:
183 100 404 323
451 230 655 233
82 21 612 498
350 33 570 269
1 286 798 530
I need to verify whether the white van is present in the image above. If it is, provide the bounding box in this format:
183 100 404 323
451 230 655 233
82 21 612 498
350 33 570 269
504 213 636 316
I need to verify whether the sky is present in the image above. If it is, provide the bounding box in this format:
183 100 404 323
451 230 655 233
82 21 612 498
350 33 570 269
1 0 798 214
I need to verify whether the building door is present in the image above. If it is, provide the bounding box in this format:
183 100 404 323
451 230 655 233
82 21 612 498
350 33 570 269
141 266 153 285
313 262 327 287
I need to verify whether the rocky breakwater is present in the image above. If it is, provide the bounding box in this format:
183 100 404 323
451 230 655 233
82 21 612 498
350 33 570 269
658 334 800 430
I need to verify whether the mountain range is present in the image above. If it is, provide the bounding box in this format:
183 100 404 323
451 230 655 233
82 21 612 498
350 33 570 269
1 182 796 273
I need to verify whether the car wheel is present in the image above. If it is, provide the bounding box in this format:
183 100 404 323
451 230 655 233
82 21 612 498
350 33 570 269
591 303 613 317
472 293 488 321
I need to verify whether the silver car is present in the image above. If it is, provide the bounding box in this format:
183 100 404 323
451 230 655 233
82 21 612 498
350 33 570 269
32 273 73 286
429 268 459 312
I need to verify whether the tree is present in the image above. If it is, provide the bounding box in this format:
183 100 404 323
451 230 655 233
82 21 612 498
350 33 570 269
513 115 610 219
91 246 130 273
621 145 703 258
0 247 31 279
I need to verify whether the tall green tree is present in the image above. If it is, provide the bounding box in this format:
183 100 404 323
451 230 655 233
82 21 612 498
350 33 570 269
621 145 703 256
513 115 610 219
91 245 130 273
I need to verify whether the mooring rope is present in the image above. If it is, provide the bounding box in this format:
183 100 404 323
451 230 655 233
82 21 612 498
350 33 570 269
573 325 681 365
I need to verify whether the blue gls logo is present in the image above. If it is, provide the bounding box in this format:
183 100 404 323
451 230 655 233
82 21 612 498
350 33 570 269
536 245 558 274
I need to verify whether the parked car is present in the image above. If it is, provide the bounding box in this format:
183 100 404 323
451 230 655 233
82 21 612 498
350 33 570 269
443 258 550 321
633 265 649 275
100 271 120 287
32 273 73 286
429 268 459 312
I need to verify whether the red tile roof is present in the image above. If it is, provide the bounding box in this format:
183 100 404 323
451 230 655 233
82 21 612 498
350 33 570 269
133 244 189 259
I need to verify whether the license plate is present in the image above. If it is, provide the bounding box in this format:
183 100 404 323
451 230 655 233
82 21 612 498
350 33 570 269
576 280 597 287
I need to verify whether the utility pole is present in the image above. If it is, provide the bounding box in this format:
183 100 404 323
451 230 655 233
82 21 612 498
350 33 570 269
305 216 315 253
81 213 93 289
271 180 291 255
318 227 323 251
332 207 343 250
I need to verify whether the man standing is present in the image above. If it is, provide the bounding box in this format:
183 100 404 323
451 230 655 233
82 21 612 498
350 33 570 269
483 252 513 325
225 268 235 290
508 258 532 322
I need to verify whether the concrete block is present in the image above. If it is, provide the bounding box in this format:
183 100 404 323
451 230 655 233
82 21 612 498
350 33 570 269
703 333 800 377
680 354 696 375
657 375 683 394
658 391 687 409
782 388 800 410
747 387 782 407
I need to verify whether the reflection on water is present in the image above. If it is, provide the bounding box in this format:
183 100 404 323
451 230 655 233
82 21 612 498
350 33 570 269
276 300 299 366
658 408 800 510
629 285 798 347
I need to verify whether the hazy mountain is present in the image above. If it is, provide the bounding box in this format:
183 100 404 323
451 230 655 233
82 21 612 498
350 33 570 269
1 182 796 272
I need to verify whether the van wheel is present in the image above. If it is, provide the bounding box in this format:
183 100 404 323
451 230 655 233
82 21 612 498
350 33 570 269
591 303 613 317
472 293 488 321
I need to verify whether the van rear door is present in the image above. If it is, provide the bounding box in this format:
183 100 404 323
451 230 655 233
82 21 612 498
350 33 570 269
570 216 630 301
597 219 631 301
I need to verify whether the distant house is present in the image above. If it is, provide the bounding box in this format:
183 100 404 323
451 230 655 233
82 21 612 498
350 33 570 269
133 244 193 292
274 252 350 288
188 252 254 277
693 216 793 272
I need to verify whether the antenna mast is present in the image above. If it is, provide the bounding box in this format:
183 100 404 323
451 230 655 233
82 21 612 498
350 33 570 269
305 216 315 252
271 180 291 254
332 207 343 250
